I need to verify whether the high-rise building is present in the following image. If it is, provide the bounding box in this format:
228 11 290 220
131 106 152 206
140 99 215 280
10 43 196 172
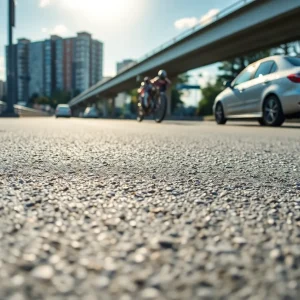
55 37 64 92
7 32 103 103
44 35 61 97
0 80 6 100
16 39 30 104
63 38 75 94
44 38 53 97
91 40 103 86
75 32 92 93
116 59 136 74
29 41 44 97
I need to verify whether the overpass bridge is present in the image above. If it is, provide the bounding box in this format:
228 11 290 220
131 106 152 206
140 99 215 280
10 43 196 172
69 0 300 116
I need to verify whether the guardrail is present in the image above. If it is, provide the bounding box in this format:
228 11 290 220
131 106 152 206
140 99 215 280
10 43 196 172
0 101 51 117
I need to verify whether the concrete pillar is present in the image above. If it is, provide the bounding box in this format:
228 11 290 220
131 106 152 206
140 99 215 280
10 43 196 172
166 88 172 116
166 76 177 116
103 100 108 118
111 98 115 118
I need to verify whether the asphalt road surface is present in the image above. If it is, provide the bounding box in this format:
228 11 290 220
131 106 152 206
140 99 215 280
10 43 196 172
0 118 300 300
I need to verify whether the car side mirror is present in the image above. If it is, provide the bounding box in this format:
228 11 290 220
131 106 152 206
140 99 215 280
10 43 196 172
224 81 232 88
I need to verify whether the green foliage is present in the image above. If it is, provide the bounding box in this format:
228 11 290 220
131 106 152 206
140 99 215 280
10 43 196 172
171 89 183 113
273 42 300 56
34 96 51 106
31 90 71 108
197 79 224 116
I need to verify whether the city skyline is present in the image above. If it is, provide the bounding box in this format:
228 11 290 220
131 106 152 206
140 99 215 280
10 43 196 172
8 32 103 104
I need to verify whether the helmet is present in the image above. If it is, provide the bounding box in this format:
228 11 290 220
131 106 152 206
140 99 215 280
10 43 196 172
158 70 167 79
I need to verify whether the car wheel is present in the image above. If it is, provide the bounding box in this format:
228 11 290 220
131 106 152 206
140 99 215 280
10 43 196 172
262 95 285 127
258 118 265 126
215 103 227 125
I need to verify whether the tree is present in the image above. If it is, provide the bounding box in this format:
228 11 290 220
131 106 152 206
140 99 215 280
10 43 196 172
28 93 39 106
34 96 51 106
197 78 223 116
273 41 300 56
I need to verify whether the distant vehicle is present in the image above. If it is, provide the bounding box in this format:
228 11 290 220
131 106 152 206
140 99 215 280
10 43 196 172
213 56 300 126
55 104 71 118
83 107 99 118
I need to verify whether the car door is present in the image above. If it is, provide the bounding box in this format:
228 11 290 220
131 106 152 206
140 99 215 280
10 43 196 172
225 64 256 116
239 61 277 115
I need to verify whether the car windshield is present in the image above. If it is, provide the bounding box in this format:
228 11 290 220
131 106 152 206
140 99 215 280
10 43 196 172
233 64 256 86
285 57 300 66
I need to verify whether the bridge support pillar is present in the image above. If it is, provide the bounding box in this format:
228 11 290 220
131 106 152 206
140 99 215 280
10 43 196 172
166 76 177 116
111 98 115 118
166 88 172 116
103 100 108 118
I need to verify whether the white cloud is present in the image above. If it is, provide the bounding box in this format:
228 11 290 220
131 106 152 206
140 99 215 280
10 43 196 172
199 9 220 25
174 17 199 30
41 25 69 37
0 56 5 81
40 0 51 7
50 24 69 36
174 8 220 30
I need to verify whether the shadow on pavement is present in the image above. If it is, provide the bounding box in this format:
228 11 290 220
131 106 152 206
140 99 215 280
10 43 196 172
229 123 300 129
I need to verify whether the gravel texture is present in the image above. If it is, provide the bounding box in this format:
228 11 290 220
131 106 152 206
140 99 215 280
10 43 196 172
0 118 300 300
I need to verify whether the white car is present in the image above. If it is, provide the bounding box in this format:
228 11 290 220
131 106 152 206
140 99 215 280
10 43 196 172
213 56 300 126
55 104 71 118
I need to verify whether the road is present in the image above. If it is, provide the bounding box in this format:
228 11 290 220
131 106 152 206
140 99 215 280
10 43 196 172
0 118 300 300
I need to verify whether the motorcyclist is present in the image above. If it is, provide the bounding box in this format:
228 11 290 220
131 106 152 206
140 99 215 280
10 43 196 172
151 70 171 92
141 70 171 109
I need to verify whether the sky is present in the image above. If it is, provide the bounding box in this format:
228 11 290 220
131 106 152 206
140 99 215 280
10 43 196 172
0 0 238 105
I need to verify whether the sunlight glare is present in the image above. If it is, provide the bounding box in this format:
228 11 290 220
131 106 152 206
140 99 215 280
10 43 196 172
61 0 132 21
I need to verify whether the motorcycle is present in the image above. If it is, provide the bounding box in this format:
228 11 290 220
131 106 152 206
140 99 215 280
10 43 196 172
136 79 168 123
